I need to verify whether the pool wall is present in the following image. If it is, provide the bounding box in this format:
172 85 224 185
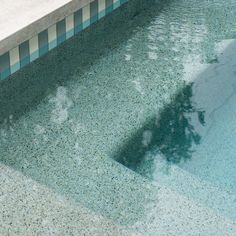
0 0 128 80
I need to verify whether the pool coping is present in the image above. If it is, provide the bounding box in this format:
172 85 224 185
0 0 93 56
0 0 128 80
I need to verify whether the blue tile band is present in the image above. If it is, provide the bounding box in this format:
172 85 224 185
0 0 128 81
38 30 49 57
56 19 66 45
19 41 30 68
106 0 114 14
0 52 10 79
90 0 99 24
74 9 83 34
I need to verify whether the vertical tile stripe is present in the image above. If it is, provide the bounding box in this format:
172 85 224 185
0 52 10 79
120 0 127 4
9 47 20 73
19 41 30 68
74 9 83 33
98 0 106 19
29 36 39 62
48 25 57 50
105 0 113 14
65 14 74 39
113 0 121 9
82 5 90 29
90 0 98 24
56 19 66 45
38 30 49 56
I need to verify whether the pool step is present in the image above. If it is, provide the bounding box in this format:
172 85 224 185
131 182 236 236
0 163 137 236
148 160 236 221
91 158 236 235
1 139 236 235
1 157 236 235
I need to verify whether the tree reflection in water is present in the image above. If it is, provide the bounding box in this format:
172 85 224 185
114 83 205 173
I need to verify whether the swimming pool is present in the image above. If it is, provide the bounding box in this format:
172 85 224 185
0 0 236 234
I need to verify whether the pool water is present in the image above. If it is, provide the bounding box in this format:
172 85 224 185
1 0 236 231
116 39 236 193
112 0 236 193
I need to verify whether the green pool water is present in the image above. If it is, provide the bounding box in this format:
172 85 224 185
113 0 236 194
0 0 236 231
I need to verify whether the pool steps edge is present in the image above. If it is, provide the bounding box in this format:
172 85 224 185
149 163 236 220
0 163 138 236
1 157 236 235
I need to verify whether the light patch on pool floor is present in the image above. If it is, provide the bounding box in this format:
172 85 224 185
49 86 73 125
148 51 157 60
183 54 209 82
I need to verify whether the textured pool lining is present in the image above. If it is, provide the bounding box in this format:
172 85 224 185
0 0 128 81
1 0 236 234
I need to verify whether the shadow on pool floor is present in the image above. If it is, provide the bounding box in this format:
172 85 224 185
113 82 206 171
113 40 236 184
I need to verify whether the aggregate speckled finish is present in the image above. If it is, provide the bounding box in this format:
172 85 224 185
0 0 236 235
1 161 236 235
0 164 136 236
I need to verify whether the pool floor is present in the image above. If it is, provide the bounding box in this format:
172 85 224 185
0 0 236 234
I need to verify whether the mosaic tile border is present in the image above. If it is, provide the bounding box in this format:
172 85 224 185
0 0 128 80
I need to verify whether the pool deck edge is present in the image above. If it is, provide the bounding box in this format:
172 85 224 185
0 0 94 55
0 0 128 80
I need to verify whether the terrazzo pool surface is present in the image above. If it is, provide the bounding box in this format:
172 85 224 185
1 0 236 234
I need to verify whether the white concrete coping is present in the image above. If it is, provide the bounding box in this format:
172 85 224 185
0 0 93 55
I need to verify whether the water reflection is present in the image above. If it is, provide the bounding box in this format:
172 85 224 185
114 83 205 171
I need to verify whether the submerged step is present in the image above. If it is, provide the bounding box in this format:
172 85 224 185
0 164 136 236
144 157 236 221
1 152 236 235
132 181 236 236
